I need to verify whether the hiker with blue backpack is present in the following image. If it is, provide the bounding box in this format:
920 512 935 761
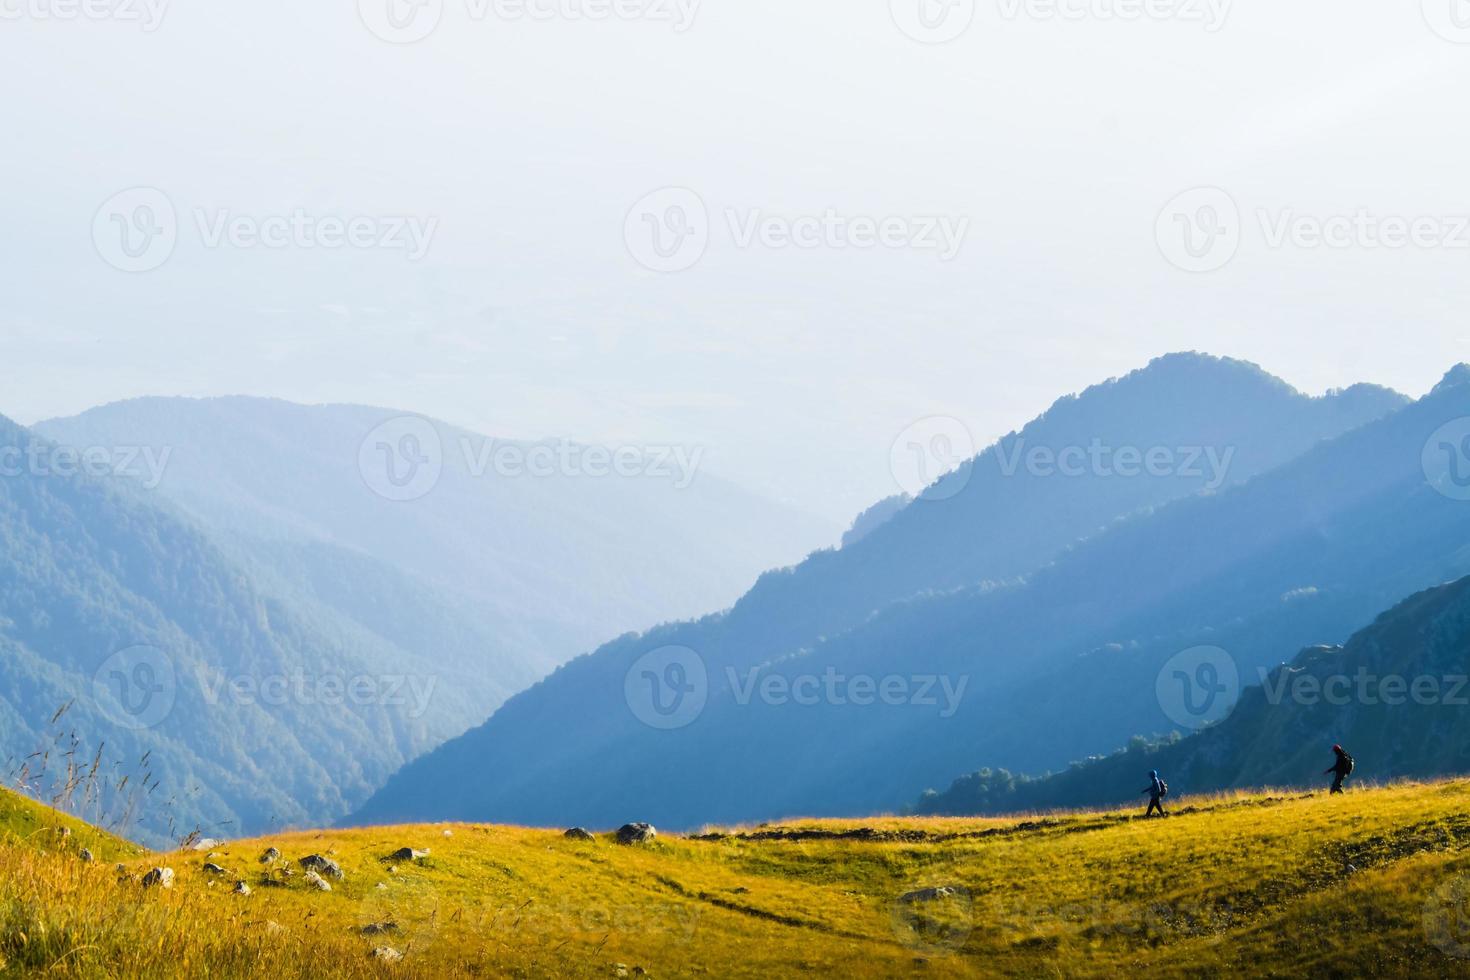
1325 745 1355 794
1140 770 1168 817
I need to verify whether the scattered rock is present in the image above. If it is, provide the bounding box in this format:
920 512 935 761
141 867 175 889
375 882 388 890
299 854 344 880
387 847 429 862
616 823 656 845
234 881 251 896
190 838 222 852
442 829 453 838
79 849 94 863
265 920 285 936
304 870 332 892
54 827 72 840
260 847 281 864
898 886 963 904
361 921 400 936
564 828 595 842
613 965 630 978
202 863 227 875
369 947 404 963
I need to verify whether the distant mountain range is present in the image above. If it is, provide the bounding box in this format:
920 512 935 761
35 398 834 665
2 400 831 844
350 353 1433 831
916 572 1470 815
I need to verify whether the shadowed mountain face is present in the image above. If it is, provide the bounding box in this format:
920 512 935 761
918 573 1470 816
0 413 471 847
4 401 831 846
350 354 1417 830
35 398 836 671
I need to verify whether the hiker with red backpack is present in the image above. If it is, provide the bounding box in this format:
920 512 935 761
1140 770 1168 817
1325 745 1355 794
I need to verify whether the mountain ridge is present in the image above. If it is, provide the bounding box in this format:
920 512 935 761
350 353 1413 829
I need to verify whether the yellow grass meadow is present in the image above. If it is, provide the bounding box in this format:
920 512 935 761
6 780 1470 977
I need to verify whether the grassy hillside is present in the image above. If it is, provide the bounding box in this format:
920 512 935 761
7 781 1470 977
0 785 141 865
918 574 1470 817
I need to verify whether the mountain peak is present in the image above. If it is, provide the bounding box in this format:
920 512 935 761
1432 363 1470 395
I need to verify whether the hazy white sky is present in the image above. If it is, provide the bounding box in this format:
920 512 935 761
4 0 1469 520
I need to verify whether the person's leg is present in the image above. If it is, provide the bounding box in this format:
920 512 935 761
1331 775 1343 794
